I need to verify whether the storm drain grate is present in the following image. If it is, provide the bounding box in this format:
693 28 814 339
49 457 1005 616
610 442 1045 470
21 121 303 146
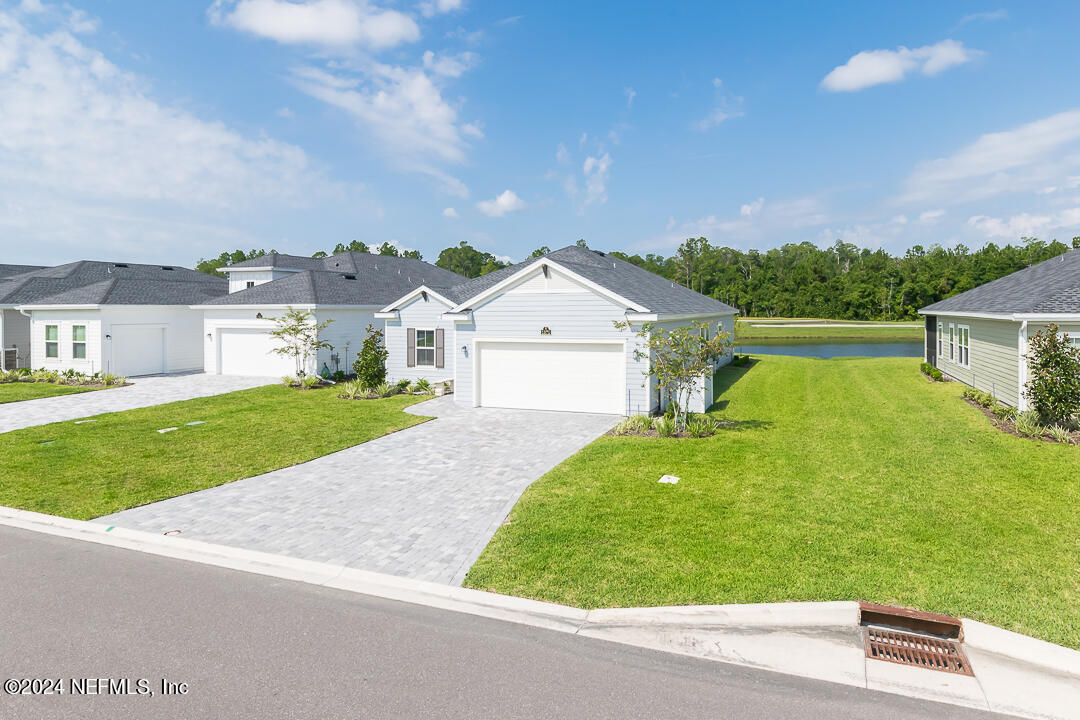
864 626 973 676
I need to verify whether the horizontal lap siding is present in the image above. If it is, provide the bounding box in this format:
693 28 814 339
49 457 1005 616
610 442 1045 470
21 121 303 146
315 309 378 376
652 315 734 413
3 309 31 368
386 296 454 384
935 315 1019 406
30 310 103 373
455 291 650 414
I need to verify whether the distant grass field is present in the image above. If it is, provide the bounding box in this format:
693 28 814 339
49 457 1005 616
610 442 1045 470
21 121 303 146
0 383 102 404
465 355 1080 649
736 318 923 341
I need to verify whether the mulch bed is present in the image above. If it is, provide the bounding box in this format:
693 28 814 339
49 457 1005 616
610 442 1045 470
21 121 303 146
963 398 1078 445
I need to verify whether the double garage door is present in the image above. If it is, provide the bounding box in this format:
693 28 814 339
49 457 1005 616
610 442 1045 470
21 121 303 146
218 329 295 377
476 341 625 415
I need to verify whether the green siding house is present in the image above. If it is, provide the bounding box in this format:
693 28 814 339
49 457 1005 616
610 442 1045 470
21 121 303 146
919 250 1080 410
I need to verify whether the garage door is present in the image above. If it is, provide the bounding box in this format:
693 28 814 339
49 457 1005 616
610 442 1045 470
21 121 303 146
219 329 295 377
476 341 625 414
111 326 165 377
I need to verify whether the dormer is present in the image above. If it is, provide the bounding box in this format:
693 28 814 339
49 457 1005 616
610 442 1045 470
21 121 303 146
225 266 303 293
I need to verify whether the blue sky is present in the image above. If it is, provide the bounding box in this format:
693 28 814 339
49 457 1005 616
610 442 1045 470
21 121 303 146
2 1 1080 266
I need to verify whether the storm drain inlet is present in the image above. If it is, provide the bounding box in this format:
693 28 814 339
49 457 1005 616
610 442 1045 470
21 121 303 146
863 626 973 676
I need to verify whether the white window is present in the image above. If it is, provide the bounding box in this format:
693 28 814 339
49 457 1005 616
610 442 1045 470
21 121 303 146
937 322 943 357
949 323 955 361
72 325 87 360
415 329 435 367
45 325 59 359
957 325 970 367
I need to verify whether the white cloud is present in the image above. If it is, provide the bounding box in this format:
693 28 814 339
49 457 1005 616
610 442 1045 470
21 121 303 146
290 60 476 196
712 77 722 88
899 109 1080 205
0 6 355 261
582 152 612 209
821 39 980 92
624 86 636 109
918 209 946 224
697 106 742 131
419 0 462 18
275 106 294 118
442 206 458 218
476 189 525 217
740 197 765 217
968 213 1053 238
19 0 46 13
891 214 908 224
207 0 419 50
555 143 569 164
959 9 1007 24
422 49 475 77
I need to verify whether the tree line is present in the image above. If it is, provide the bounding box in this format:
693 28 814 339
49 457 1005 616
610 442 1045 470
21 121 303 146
196 235 1078 320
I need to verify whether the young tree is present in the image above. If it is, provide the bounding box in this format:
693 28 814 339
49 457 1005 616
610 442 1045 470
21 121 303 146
1024 323 1080 424
268 307 333 379
353 324 388 390
616 319 734 431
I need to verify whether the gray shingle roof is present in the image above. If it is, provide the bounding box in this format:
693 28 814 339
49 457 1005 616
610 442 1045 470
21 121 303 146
921 249 1080 314
203 254 468 306
441 246 739 315
0 264 45 279
0 261 226 306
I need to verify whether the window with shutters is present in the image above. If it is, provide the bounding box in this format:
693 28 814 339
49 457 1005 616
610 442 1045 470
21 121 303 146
415 329 435 366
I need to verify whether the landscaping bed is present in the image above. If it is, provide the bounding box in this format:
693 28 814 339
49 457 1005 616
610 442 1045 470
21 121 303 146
0 368 128 403
0 385 429 520
464 355 1080 649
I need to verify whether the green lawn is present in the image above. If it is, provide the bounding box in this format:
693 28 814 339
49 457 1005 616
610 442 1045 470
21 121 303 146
736 318 923 341
465 355 1080 648
0 383 102 404
0 386 429 520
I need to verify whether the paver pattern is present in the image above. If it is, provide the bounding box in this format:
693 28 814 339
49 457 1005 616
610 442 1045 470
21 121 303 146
98 397 620 585
0 373 274 433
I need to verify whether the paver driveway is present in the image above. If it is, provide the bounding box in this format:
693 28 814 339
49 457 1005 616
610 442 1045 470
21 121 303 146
98 397 620 585
0 373 274 433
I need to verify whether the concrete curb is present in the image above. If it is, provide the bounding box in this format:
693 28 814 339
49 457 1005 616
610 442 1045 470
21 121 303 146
3 506 1079 718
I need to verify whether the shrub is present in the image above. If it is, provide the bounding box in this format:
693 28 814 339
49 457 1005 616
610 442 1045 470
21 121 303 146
731 354 750 367
686 415 718 438
612 414 653 436
654 417 676 437
373 382 397 398
396 378 412 392
411 378 433 395
1024 323 1080 425
280 375 296 387
991 404 1012 419
1013 410 1045 438
1048 425 1074 445
354 324 388 391
300 375 322 390
339 380 363 399
101 373 125 387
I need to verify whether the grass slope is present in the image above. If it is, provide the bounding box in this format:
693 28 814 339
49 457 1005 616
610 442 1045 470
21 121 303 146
0 385 428 520
0 383 101 404
465 356 1080 648
736 319 922 341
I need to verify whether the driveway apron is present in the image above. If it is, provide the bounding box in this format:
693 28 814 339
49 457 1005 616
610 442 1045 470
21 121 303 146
97 396 620 585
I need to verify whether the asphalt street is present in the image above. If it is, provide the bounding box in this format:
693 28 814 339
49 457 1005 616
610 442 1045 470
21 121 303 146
0 525 1009 719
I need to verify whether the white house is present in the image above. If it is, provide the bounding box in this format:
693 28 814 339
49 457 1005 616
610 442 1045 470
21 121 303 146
9 262 225 376
378 246 738 415
195 252 468 378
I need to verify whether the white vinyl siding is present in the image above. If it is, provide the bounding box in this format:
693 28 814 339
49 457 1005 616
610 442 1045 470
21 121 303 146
226 269 296 294
385 294 454 384
652 315 734 413
935 315 1019 406
101 306 205 374
314 308 379 377
31 310 103 372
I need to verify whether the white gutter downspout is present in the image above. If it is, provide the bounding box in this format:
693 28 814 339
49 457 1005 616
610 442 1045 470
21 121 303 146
1017 320 1029 412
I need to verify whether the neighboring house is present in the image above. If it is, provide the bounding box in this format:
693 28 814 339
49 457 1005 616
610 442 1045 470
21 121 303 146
195 252 467 377
7 262 225 376
0 264 47 369
378 245 739 415
920 249 1080 409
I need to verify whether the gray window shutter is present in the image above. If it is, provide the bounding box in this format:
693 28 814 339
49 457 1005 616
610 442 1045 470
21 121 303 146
435 328 444 369
406 328 416 368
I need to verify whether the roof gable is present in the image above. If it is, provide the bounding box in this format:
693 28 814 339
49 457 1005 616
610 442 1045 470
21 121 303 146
921 249 1080 315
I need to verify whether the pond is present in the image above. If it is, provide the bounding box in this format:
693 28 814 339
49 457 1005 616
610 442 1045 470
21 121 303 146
736 338 923 359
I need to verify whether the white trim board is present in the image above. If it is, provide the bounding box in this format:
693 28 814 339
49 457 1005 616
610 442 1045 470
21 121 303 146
379 285 457 314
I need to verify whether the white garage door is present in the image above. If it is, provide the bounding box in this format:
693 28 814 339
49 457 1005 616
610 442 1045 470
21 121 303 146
219 329 295 377
477 341 625 415
111 326 165 377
